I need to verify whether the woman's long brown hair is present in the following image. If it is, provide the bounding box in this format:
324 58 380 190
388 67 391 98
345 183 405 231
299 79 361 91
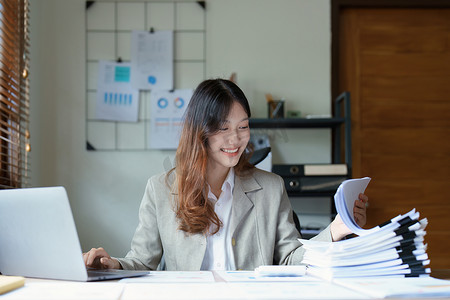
167 79 254 235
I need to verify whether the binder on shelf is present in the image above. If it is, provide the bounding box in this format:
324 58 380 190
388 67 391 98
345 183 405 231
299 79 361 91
273 164 348 194
304 164 347 176
272 164 348 177
300 176 347 192
281 176 346 193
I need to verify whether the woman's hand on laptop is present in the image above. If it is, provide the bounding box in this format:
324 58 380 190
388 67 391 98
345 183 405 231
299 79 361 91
83 247 122 269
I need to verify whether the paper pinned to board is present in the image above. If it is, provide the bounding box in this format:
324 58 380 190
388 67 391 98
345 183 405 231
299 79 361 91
148 89 193 149
130 30 173 91
95 60 140 122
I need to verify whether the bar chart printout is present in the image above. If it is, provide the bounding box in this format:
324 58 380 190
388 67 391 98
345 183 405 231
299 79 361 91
95 60 139 122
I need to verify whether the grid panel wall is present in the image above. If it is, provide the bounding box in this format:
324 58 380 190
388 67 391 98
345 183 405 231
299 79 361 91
85 1 206 151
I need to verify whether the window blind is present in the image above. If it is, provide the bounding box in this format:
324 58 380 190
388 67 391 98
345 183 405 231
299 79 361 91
0 0 30 189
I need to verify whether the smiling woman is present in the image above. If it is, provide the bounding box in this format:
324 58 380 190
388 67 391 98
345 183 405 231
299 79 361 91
0 0 31 189
172 79 254 236
206 102 250 184
83 79 368 272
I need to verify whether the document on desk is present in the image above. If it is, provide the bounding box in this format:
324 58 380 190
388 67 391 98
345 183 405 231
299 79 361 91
255 265 306 276
119 271 215 283
334 276 450 298
121 281 369 299
215 270 317 282
0 282 124 300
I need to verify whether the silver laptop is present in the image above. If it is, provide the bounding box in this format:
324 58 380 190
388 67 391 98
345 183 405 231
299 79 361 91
0 186 149 281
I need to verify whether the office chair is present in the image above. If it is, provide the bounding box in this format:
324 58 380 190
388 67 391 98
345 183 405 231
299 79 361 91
248 147 271 166
157 255 166 271
292 211 302 235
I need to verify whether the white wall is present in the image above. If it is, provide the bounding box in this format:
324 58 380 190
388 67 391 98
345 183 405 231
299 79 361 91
29 0 331 257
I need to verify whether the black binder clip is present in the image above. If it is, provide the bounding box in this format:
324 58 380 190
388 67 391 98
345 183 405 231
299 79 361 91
116 57 122 63
149 27 155 33
197 1 206 9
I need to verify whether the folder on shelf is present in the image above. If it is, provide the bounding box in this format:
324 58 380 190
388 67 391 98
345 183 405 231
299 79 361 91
304 164 348 176
300 176 347 192
272 164 348 177
272 164 348 194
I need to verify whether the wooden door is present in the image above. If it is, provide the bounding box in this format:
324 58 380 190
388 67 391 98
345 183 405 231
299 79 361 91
337 7 450 268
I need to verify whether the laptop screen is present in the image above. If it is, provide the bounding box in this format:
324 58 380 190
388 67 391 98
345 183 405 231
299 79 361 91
0 187 99 281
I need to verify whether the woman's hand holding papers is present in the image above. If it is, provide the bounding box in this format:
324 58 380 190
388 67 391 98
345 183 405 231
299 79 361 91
330 193 369 241
353 193 369 227
83 247 122 269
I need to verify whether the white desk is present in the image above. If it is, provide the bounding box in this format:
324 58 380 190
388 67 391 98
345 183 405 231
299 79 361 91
2 271 450 300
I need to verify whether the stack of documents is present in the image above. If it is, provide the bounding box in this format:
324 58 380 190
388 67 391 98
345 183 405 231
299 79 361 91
300 177 431 280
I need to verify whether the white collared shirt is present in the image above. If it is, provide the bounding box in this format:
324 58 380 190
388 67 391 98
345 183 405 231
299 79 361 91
200 168 236 271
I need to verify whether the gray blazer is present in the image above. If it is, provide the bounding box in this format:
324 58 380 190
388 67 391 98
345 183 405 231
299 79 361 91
117 168 332 271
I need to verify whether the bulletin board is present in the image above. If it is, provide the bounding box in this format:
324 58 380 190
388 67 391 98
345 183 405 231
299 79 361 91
85 1 206 151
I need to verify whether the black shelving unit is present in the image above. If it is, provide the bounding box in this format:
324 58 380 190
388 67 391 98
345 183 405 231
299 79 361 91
249 117 345 129
250 92 352 238
249 91 352 176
